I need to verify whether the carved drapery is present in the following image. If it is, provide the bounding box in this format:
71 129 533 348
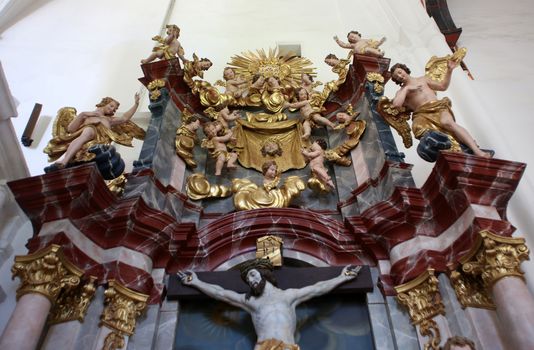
48 276 98 324
100 279 148 346
395 269 445 350
461 230 530 288
11 244 83 303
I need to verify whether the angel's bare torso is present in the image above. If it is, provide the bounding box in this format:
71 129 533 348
400 76 438 111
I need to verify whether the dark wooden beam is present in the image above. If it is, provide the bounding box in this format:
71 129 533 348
167 265 373 300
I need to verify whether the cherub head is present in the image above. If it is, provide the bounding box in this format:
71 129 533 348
390 63 411 85
223 67 236 80
186 116 200 130
261 138 283 157
297 88 309 101
261 160 278 180
347 30 362 43
198 58 213 71
313 138 328 151
301 73 314 84
96 97 120 116
166 24 180 37
267 76 281 88
202 121 221 138
324 53 340 67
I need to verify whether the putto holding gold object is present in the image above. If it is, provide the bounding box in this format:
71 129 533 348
378 48 493 162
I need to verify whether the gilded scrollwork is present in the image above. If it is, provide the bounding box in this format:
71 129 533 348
366 72 385 94
100 280 148 337
49 276 98 325
461 230 530 288
11 244 83 303
395 269 445 350
147 79 166 101
185 173 232 201
102 331 125 350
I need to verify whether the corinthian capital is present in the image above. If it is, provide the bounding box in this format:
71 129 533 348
11 244 83 303
462 230 530 288
395 269 445 350
100 280 148 337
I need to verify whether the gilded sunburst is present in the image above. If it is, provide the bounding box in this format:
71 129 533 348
227 48 316 89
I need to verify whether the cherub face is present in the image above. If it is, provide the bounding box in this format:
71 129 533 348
336 112 351 123
200 61 212 70
190 119 201 129
103 101 119 116
324 58 339 67
347 32 361 43
264 164 277 179
301 73 312 84
223 68 235 80
297 89 308 101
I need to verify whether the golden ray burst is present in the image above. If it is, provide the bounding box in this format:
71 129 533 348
227 48 316 89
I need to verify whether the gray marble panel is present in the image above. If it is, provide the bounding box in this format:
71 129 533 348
367 267 385 305
385 296 420 350
152 103 181 187
127 304 160 350
153 304 180 350
368 303 396 350
74 287 106 350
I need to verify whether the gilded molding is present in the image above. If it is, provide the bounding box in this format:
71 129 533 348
48 276 98 325
395 269 444 350
449 270 495 310
11 244 83 303
366 72 384 94
462 230 530 288
100 280 148 336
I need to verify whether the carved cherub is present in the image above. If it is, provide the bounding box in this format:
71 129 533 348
334 30 386 58
301 139 335 190
285 88 336 140
378 48 492 161
222 67 248 99
201 121 238 176
43 94 145 172
325 106 366 166
183 54 213 87
141 24 185 64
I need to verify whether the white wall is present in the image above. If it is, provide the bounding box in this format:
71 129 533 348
1 0 533 288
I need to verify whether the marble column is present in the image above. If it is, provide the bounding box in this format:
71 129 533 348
461 230 534 350
93 279 148 350
395 268 448 350
0 244 83 350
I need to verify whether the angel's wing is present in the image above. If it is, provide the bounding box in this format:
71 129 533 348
52 107 77 138
425 47 467 83
377 97 413 148
111 121 146 146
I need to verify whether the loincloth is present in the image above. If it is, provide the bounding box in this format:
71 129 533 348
411 97 461 152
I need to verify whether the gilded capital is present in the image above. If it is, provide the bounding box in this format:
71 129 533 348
449 270 495 310
49 276 98 325
11 244 83 303
100 280 148 336
461 230 530 288
395 269 445 350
